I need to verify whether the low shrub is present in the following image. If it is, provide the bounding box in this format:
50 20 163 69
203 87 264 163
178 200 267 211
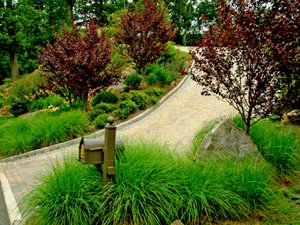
146 73 158 85
21 157 103 225
232 117 299 175
130 91 148 110
114 100 138 120
0 110 89 156
93 114 110 129
146 65 172 85
124 74 142 90
29 94 65 112
88 109 105 122
91 91 118 106
9 98 29 117
94 102 116 113
144 87 166 97
120 92 133 101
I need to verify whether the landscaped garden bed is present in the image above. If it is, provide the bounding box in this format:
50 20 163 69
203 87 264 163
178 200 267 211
20 118 300 225
0 42 191 158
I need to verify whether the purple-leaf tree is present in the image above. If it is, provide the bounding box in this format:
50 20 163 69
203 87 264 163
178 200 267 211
118 0 177 72
39 19 120 106
190 0 299 134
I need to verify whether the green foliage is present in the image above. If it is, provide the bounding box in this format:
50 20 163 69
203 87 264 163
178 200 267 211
91 91 118 106
93 114 110 129
124 74 142 90
130 91 148 110
94 102 115 113
145 64 173 85
146 73 159 85
0 110 89 156
180 158 274 223
21 157 103 225
144 87 166 97
120 92 133 101
9 98 29 117
88 109 105 122
114 100 137 120
232 117 299 175
6 71 46 116
23 140 277 225
29 94 65 112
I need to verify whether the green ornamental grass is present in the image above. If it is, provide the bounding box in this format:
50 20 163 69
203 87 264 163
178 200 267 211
22 139 277 225
21 157 103 225
0 110 89 156
232 117 299 175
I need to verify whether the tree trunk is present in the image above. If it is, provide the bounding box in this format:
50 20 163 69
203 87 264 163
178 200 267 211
67 4 73 20
10 50 19 81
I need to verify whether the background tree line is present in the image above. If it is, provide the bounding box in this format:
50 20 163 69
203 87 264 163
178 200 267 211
0 0 215 83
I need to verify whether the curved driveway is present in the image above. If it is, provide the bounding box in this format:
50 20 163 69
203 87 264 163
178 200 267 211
0 47 236 204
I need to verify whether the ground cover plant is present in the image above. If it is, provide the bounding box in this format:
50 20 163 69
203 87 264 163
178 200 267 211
22 139 279 225
0 110 88 156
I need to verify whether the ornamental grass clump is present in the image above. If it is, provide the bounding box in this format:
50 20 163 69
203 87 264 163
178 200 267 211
96 140 183 225
0 110 89 156
232 117 299 175
22 139 277 225
21 157 103 225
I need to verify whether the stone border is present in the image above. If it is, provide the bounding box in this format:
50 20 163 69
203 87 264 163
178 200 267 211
0 172 22 225
0 75 190 163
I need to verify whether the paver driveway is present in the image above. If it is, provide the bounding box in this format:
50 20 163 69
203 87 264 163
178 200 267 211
0 47 236 203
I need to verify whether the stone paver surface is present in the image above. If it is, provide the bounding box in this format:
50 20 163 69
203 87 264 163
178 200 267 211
0 47 236 203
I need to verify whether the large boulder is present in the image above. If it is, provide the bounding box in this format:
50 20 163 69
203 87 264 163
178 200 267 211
194 119 262 161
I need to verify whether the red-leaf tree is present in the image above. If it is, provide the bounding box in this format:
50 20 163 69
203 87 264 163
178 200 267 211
118 0 177 71
39 19 120 106
190 0 299 134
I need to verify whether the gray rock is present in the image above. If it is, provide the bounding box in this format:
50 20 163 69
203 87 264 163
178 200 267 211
121 67 137 78
171 220 184 225
194 119 262 161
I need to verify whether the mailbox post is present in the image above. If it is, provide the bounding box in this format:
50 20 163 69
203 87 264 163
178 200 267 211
79 116 122 184
102 116 116 183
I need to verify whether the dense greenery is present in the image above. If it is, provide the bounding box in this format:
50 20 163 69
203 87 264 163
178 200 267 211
232 117 300 175
21 133 299 224
0 110 89 156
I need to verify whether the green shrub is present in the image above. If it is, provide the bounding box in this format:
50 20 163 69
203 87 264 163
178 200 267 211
29 94 65 112
91 91 118 106
93 114 109 129
88 109 105 122
146 73 158 85
114 100 137 119
6 71 46 116
130 91 148 110
9 98 29 117
144 87 166 97
232 117 299 175
21 158 103 225
94 102 115 113
147 95 158 105
124 74 142 90
120 92 133 101
145 65 173 85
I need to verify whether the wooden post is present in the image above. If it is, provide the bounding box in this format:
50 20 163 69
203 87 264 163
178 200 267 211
102 116 116 183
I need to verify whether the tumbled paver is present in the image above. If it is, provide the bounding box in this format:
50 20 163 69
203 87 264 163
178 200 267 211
0 47 236 203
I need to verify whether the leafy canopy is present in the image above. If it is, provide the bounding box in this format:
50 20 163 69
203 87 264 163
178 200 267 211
190 0 299 133
39 19 120 106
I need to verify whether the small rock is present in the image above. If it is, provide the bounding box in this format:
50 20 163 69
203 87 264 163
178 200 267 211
194 119 262 161
121 67 137 78
281 109 300 125
171 220 184 225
